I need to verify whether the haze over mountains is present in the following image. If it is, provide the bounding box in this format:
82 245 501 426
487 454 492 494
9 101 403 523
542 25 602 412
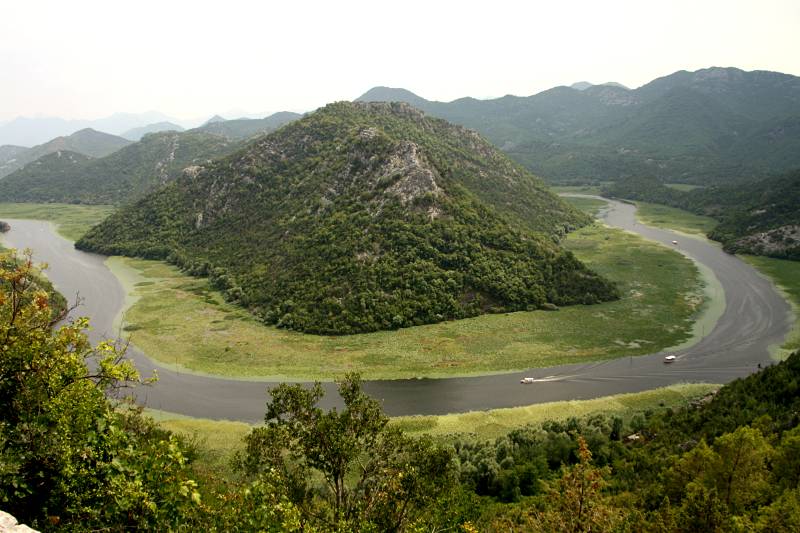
121 122 184 141
0 110 296 147
0 128 132 178
0 130 238 205
0 111 305 203
0 111 178 146
358 67 800 184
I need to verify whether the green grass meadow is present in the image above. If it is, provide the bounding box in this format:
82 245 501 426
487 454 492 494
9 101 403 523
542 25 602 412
634 201 718 236
550 183 610 196
0 203 114 241
109 221 710 380
562 195 609 217
664 183 705 192
391 383 718 441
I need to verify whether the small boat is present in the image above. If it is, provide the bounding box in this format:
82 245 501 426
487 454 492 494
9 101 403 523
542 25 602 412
664 355 677 363
520 377 536 384
671 240 678 245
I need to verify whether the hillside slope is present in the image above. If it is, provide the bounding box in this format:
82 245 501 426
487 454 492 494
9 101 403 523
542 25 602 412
78 102 617 334
0 145 29 176
0 131 238 205
0 128 131 178
605 170 800 259
358 67 800 184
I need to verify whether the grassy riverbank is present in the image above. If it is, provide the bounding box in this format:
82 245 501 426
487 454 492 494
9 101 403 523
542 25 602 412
147 382 719 471
109 221 709 380
634 201 718 236
0 203 114 241
561 195 609 217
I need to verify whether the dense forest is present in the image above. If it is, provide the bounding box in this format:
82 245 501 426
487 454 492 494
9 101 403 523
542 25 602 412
605 170 800 260
77 101 618 335
358 68 800 185
2 253 799 531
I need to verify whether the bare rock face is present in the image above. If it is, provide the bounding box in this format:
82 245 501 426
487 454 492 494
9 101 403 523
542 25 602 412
382 141 442 204
734 224 800 256
0 511 39 532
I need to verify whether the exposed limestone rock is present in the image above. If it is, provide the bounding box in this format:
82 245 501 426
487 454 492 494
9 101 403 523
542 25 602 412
382 141 442 205
734 224 800 256
0 511 39 532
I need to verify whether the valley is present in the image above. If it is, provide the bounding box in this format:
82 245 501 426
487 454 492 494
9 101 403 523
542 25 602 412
0 197 790 422
4 0 800 526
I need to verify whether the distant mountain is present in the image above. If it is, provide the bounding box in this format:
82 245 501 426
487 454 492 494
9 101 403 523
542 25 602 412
358 67 800 184
0 150 94 198
202 115 227 126
605 170 800 260
192 112 302 139
121 121 184 141
356 87 433 110
0 128 131 178
570 81 593 91
0 130 238 204
570 81 630 91
0 145 29 176
77 101 617 335
0 111 177 146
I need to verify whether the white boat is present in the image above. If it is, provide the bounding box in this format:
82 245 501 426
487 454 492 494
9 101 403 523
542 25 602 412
664 355 677 363
520 377 536 384
671 240 678 245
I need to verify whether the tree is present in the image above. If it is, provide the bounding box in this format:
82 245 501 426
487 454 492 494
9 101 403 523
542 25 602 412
237 373 457 531
530 436 623 533
0 249 202 530
710 426 772 513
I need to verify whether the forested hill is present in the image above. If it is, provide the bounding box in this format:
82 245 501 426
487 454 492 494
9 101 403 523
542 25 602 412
77 101 617 335
0 128 132 178
605 170 800 260
358 67 800 184
0 130 240 205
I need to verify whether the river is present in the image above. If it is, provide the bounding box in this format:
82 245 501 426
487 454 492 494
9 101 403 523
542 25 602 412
0 198 792 422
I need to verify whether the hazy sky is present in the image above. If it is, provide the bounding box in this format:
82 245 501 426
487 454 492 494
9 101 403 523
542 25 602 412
1 0 798 121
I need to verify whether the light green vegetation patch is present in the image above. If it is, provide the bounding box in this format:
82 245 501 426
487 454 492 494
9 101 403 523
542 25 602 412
635 201 718 236
742 255 800 360
562 196 609 217
392 383 719 441
145 409 252 474
664 183 705 192
110 222 708 380
550 184 609 196
0 203 114 241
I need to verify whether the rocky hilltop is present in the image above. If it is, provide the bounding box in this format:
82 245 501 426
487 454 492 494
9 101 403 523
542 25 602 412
78 102 618 334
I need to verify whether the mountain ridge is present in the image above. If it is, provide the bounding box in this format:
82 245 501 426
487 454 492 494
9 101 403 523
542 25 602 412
121 121 184 141
0 130 238 204
357 67 800 184
0 128 131 178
